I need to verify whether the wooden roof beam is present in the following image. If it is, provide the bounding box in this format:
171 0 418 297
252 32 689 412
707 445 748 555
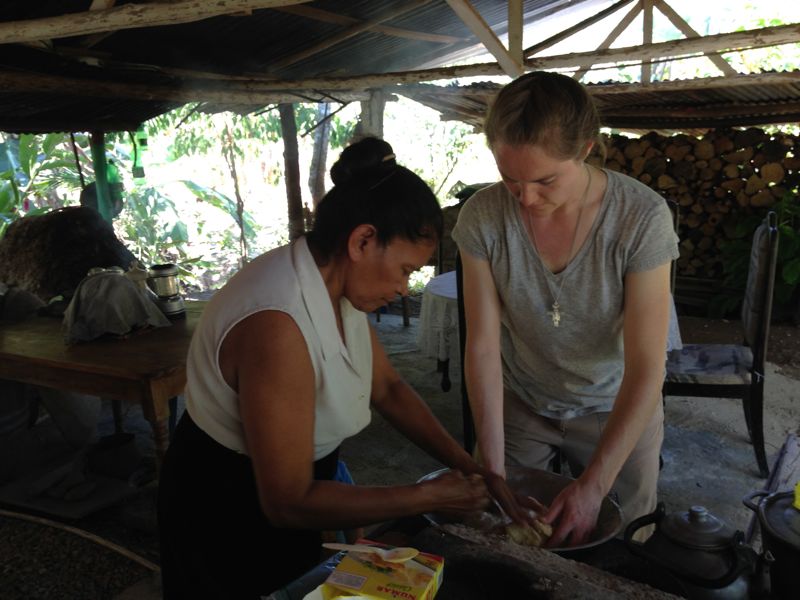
399 70 800 97
0 0 311 44
445 0 523 78
642 0 653 84
573 1 641 81
654 0 739 76
0 70 374 105
526 0 637 57
601 101 800 119
508 0 523 65
274 4 467 44
526 22 800 71
268 0 435 72
2 25 797 98
592 71 800 94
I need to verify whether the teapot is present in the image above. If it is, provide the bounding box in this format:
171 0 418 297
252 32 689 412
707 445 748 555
624 503 766 599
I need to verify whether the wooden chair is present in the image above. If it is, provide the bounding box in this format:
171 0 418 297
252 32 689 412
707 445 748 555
662 211 779 478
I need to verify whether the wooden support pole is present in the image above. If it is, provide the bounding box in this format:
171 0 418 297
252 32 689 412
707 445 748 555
642 0 653 84
279 104 305 241
0 0 311 44
508 0 523 65
89 132 113 222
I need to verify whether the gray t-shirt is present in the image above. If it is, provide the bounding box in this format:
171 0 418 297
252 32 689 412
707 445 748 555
452 169 679 418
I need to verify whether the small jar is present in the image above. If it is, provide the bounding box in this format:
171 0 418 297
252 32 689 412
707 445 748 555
147 263 180 297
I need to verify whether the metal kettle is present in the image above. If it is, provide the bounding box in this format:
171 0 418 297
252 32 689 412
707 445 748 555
624 503 764 599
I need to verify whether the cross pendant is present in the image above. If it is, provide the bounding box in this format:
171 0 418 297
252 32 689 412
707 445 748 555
549 302 562 327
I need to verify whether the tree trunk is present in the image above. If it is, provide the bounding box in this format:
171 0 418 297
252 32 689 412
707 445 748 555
279 103 305 241
308 102 331 208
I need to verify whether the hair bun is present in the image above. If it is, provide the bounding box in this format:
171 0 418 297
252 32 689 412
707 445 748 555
330 137 397 186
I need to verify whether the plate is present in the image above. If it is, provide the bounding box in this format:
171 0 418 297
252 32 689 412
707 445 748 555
417 465 623 551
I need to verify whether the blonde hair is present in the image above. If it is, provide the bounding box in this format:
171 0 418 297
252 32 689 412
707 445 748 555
484 71 600 160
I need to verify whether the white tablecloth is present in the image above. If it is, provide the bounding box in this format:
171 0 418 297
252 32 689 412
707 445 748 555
416 270 682 363
417 271 459 362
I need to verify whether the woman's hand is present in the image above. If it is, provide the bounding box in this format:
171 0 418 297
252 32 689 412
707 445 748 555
484 472 543 526
540 476 604 548
423 470 490 515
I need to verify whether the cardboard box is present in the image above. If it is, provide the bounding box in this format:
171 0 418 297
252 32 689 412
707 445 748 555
320 540 444 600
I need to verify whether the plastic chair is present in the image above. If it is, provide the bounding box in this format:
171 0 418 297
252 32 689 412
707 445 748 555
662 211 779 478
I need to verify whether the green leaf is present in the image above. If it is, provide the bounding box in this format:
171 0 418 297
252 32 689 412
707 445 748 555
0 180 19 212
180 180 256 237
169 221 190 244
41 133 62 157
782 257 800 285
17 134 37 179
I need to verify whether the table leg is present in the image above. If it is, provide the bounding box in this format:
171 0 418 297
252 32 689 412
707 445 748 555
111 398 124 433
148 416 171 468
168 396 178 437
437 359 451 392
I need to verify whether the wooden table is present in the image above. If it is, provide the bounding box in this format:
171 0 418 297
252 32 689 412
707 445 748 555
0 301 204 464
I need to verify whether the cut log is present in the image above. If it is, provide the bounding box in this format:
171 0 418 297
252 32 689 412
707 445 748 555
694 140 715 160
672 160 696 181
644 157 668 177
721 178 744 192
623 141 644 159
723 148 754 164
665 144 691 161
657 174 677 189
760 162 785 183
745 174 765 194
631 155 646 176
750 190 774 207
760 139 787 162
782 156 800 170
723 163 740 178
713 135 734 154
734 127 768 148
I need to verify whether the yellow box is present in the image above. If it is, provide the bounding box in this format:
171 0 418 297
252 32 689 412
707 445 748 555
320 540 444 600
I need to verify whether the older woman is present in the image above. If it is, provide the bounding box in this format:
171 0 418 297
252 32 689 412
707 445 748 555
158 137 489 598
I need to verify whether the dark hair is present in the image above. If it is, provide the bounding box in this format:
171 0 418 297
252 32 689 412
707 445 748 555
306 137 443 258
484 71 600 160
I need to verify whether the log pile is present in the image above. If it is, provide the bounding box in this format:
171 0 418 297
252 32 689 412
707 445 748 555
598 127 799 278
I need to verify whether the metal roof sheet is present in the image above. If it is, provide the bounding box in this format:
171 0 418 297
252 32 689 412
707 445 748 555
0 1 798 133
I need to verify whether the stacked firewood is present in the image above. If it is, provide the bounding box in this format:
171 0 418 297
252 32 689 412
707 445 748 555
599 128 799 278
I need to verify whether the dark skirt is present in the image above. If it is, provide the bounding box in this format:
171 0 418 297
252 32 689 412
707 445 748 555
157 412 338 599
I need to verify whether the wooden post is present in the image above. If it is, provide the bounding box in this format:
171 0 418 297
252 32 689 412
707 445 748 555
357 89 386 138
279 103 305 241
308 102 331 208
89 131 113 222
358 89 413 326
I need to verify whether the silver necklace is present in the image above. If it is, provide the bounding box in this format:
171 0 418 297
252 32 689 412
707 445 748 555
525 164 592 327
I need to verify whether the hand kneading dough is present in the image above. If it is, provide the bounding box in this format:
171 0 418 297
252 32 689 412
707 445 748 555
506 519 553 547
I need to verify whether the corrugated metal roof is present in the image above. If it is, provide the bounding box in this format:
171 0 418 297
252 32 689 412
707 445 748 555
0 1 798 133
397 71 800 133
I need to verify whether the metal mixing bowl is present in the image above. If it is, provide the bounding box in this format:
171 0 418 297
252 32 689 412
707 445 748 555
418 465 623 552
